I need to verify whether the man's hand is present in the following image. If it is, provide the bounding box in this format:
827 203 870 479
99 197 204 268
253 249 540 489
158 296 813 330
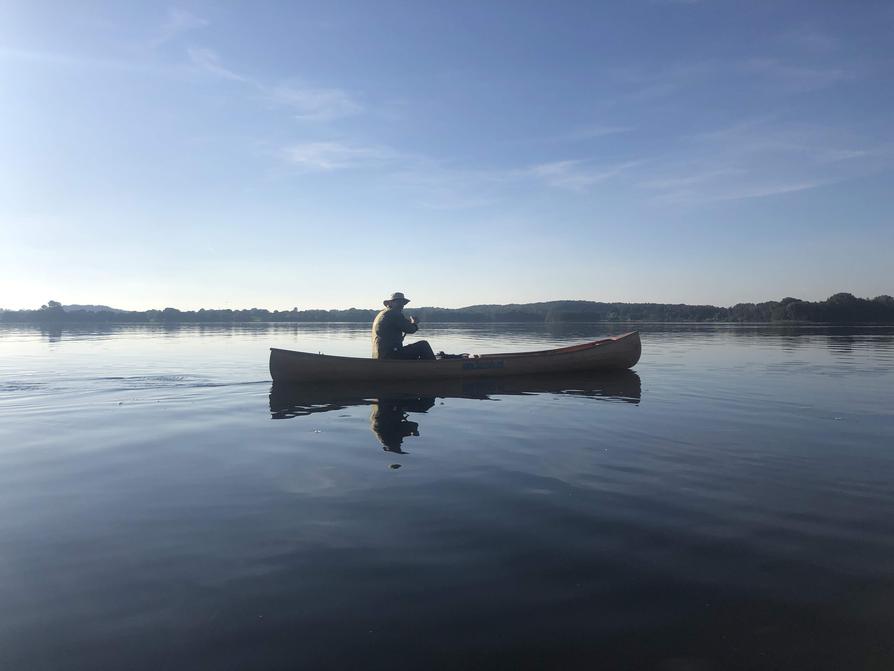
409 316 418 325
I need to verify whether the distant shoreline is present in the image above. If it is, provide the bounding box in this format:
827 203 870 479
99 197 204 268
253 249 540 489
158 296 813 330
3 293 893 325
4 320 893 328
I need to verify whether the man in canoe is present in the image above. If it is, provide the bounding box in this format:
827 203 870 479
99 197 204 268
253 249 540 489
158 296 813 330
372 292 436 360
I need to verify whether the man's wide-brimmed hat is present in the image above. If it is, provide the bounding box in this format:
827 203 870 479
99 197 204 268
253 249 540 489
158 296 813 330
384 291 410 306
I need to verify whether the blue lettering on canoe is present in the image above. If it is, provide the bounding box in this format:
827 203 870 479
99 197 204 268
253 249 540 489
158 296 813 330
462 359 504 370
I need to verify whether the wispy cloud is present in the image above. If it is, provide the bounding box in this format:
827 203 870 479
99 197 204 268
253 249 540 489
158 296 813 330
691 119 874 163
642 167 828 204
600 61 718 107
152 8 208 48
186 47 247 82
740 58 850 93
703 180 827 202
781 27 839 54
377 158 516 210
598 51 849 113
281 142 398 171
0 46 168 75
270 82 363 121
527 159 641 191
538 124 634 144
639 167 746 191
185 49 363 122
507 123 633 149
638 118 891 204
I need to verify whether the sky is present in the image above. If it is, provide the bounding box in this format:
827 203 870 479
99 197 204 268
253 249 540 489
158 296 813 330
1 0 892 311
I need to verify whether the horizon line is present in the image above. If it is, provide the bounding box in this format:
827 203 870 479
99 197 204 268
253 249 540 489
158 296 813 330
3 292 890 313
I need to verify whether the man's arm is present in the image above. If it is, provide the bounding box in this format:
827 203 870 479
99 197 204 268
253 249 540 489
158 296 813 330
402 315 419 334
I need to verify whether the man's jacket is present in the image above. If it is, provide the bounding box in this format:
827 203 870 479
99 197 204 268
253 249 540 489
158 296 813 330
371 307 418 358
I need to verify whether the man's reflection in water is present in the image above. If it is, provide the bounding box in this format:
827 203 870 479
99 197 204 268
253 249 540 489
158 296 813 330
369 397 436 453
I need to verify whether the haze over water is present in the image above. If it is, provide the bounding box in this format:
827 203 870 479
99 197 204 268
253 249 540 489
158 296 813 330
2 323 894 669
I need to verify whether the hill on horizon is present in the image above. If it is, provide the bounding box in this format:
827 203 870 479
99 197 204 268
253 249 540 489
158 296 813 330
62 304 126 313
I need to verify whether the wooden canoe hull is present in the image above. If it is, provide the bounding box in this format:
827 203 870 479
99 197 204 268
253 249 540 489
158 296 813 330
269 331 641 382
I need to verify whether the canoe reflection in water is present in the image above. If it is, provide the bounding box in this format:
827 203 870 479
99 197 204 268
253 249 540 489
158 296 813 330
269 371 641 454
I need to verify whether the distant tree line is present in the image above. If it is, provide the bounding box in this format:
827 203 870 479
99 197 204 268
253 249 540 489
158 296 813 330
2 293 893 325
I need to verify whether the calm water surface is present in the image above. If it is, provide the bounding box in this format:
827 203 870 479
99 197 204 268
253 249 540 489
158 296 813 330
1 323 893 670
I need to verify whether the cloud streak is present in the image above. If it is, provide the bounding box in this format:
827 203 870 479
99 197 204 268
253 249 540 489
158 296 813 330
270 82 363 121
186 47 246 82
637 118 891 204
526 159 642 191
281 142 398 171
740 58 850 93
185 49 363 122
152 8 209 48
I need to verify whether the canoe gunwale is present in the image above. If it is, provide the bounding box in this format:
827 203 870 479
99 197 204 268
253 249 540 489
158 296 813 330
477 334 625 358
269 332 638 363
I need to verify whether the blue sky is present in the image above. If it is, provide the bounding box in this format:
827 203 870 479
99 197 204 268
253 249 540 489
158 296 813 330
1 1 892 310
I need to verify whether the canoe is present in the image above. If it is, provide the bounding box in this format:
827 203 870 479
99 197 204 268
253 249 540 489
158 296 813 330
269 331 641 382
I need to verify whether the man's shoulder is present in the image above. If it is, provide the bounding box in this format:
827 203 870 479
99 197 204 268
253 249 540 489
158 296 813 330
373 308 399 328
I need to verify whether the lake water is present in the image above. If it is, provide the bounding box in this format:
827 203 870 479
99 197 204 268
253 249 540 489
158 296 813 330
1 323 893 670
